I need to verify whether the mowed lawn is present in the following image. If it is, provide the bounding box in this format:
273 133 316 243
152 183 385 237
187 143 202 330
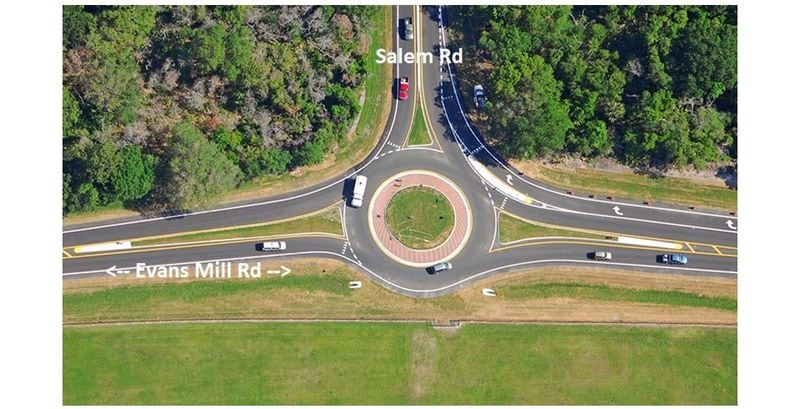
64 322 736 405
386 187 454 249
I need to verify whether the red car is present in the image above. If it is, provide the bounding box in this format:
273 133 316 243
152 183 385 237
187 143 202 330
398 76 409 101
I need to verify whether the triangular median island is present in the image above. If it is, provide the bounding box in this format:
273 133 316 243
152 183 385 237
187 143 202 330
498 211 610 244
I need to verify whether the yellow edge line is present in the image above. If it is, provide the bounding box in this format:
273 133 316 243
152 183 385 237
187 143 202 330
489 239 737 259
64 201 344 252
64 232 346 260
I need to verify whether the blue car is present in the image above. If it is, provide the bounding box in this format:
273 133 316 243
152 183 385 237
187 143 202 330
660 254 688 265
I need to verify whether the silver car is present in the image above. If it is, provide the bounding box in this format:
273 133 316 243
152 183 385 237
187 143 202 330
404 17 413 40
427 262 452 274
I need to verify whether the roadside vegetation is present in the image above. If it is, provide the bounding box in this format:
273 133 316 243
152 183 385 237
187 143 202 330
514 162 737 211
63 261 737 324
448 5 736 172
407 103 432 145
133 205 341 246
64 322 736 404
386 187 455 249
501 282 736 311
498 212 608 243
63 5 387 216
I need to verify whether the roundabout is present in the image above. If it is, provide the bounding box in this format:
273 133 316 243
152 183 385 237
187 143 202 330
368 170 472 267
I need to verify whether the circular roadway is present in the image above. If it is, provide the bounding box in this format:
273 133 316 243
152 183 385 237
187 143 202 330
368 170 472 267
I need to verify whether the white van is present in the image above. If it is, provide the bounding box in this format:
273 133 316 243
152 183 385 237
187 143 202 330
351 175 368 208
259 241 286 251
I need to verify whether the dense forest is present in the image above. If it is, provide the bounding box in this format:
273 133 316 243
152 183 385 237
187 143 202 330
450 5 737 170
63 5 378 214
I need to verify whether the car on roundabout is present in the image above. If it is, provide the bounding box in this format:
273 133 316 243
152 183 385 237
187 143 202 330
426 262 452 275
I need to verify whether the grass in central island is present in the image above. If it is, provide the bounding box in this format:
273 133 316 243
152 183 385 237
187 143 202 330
386 187 454 249
63 322 736 405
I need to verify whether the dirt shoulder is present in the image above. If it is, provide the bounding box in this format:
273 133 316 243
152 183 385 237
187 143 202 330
64 259 736 325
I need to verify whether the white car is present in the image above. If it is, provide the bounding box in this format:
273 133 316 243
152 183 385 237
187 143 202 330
473 84 486 108
259 241 286 251
593 251 612 261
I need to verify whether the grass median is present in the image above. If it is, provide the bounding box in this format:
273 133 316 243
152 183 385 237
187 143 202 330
64 322 736 405
498 212 608 244
134 205 342 247
407 102 432 145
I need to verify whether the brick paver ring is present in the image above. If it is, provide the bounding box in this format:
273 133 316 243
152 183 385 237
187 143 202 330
367 170 473 267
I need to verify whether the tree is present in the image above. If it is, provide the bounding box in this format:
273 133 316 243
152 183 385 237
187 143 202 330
489 54 572 158
110 145 158 202
193 24 226 76
670 7 737 100
162 121 241 210
63 87 82 138
622 89 690 167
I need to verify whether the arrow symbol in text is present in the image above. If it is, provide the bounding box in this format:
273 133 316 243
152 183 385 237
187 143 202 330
267 266 291 277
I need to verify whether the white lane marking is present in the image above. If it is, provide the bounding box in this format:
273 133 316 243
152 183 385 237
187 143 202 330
726 220 737 230
617 236 683 250
613 206 624 216
73 241 131 254
435 8 736 223
64 6 406 236
467 155 533 205
63 252 737 294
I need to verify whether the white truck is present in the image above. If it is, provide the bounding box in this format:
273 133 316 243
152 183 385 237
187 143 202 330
351 175 368 208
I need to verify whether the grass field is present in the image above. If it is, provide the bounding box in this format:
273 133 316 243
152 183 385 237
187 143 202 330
386 187 454 249
501 282 737 311
134 206 341 246
498 212 608 243
407 102 432 145
524 165 738 212
63 262 737 324
63 322 736 405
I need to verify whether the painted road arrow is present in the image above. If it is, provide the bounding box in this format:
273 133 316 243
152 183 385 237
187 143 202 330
267 266 291 277
505 174 514 186
726 220 737 230
613 206 624 216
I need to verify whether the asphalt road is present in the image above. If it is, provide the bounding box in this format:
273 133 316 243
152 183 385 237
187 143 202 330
62 5 737 297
